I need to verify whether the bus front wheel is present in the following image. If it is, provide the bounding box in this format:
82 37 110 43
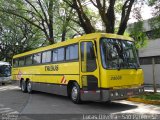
71 82 81 104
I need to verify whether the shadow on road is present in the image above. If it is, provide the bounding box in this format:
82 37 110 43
29 90 138 114
0 84 138 114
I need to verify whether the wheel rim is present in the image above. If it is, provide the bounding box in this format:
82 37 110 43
71 86 78 101
27 82 32 92
21 82 25 91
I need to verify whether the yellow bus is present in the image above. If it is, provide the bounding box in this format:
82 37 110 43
12 33 144 104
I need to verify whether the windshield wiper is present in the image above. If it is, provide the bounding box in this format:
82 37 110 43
128 61 138 70
117 56 121 71
133 63 138 70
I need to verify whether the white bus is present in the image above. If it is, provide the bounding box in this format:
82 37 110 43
0 61 11 85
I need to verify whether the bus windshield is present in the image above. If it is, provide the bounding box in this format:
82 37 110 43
0 65 11 77
100 38 140 69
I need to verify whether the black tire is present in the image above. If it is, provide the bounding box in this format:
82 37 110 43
70 82 81 104
27 81 32 94
2 83 5 86
21 80 27 93
105 100 111 104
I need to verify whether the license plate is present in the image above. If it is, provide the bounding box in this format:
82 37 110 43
127 92 133 96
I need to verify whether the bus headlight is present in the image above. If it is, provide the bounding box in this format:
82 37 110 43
121 94 124 97
110 93 114 97
139 89 141 92
115 92 119 96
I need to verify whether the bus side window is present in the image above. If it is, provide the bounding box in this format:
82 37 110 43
58 48 65 61
52 49 58 62
53 48 65 62
19 57 25 66
66 44 78 61
13 59 17 67
42 51 51 63
13 59 18 67
25 55 33 66
33 53 41 64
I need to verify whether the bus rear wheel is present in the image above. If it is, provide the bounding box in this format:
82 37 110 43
21 80 27 93
27 81 32 93
2 83 5 85
70 82 81 104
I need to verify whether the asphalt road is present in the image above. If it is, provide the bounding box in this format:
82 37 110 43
0 84 160 120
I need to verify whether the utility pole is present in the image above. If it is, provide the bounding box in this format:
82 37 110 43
152 57 157 93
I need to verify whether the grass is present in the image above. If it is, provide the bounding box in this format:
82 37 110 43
136 92 160 100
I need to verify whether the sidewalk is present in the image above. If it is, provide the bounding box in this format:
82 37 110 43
127 87 160 105
144 86 160 92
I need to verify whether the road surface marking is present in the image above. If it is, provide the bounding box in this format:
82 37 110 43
0 108 19 114
0 85 20 92
114 100 160 114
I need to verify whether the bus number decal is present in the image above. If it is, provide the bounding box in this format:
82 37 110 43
110 75 122 80
45 65 59 71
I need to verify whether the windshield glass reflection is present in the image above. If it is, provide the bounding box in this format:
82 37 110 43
100 38 140 69
0 65 11 77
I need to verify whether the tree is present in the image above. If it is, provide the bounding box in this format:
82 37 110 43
148 0 160 16
0 14 44 62
127 21 148 49
63 0 141 35
147 0 160 39
0 0 83 44
126 1 148 49
0 0 58 44
53 4 83 42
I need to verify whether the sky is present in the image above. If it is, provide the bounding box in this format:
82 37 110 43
129 3 153 23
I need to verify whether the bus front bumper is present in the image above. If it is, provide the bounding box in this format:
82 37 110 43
0 77 11 83
80 86 144 102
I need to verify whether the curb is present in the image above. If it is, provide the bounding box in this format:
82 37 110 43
127 97 160 105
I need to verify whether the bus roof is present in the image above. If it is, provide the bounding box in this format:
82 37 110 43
13 33 133 59
0 61 10 65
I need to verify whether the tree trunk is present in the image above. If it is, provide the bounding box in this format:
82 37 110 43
105 0 116 33
61 29 66 42
66 0 95 34
48 24 54 44
48 0 54 44
48 37 54 44
118 0 135 35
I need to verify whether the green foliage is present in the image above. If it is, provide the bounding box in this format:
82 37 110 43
53 2 83 42
2 0 84 43
138 92 160 100
128 21 148 49
148 17 160 40
148 0 157 6
115 1 123 14
0 13 44 62
0 0 156 61
147 0 160 16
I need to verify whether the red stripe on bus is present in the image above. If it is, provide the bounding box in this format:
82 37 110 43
61 76 65 83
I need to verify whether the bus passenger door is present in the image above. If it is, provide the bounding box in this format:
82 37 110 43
79 40 100 98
